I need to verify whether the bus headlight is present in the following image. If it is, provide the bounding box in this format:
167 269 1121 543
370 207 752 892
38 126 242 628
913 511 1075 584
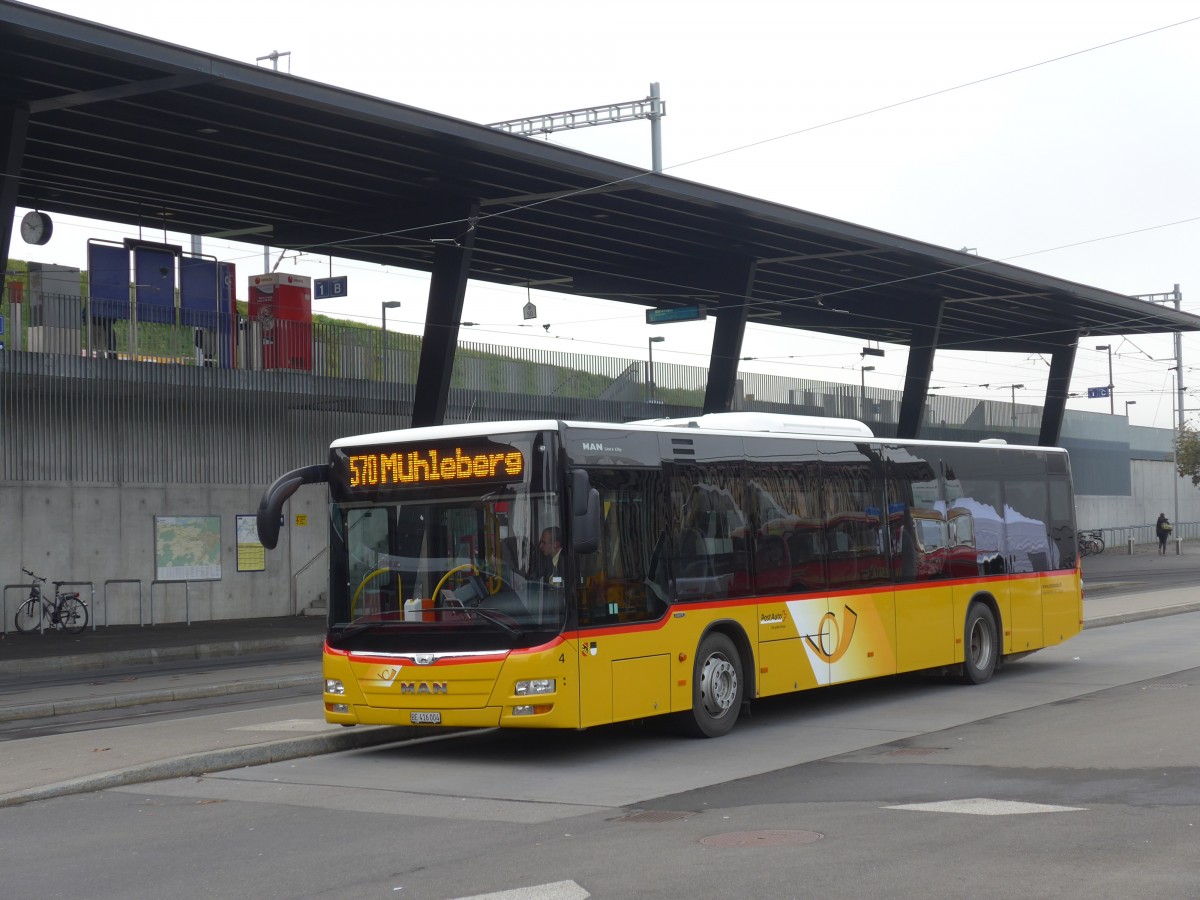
514 678 556 696
325 678 345 695
512 704 553 716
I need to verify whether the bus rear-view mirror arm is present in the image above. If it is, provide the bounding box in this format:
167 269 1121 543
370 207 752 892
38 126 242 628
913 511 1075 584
256 464 330 550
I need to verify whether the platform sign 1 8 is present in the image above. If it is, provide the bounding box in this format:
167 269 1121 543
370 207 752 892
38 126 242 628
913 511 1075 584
315 276 348 300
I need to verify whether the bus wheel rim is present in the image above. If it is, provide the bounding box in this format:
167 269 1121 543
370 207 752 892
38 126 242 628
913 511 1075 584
701 654 737 717
969 619 992 669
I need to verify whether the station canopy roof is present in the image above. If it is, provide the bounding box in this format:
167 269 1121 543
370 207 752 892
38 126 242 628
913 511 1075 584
4 0 1199 356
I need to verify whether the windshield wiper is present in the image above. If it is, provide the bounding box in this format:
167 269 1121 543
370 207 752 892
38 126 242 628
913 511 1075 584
336 620 404 640
468 606 522 637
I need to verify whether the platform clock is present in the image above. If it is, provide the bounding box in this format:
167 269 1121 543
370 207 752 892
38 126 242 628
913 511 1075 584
20 210 53 245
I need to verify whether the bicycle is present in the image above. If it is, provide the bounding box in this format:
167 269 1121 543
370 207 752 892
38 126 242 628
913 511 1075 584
14 568 89 634
1077 531 1103 557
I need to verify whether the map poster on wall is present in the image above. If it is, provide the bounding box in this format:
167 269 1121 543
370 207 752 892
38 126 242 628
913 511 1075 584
236 514 266 573
154 516 221 581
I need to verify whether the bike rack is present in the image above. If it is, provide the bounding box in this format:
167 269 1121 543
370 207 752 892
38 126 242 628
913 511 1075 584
56 581 96 630
2 583 35 636
149 579 193 626
103 579 144 627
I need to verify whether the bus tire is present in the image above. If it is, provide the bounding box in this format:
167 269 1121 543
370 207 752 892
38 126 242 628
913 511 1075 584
962 602 998 685
681 632 743 738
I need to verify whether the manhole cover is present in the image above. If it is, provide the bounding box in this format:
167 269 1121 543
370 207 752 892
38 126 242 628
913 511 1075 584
701 830 824 848
617 810 694 823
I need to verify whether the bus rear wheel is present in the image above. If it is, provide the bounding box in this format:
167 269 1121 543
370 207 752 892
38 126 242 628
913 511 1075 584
680 632 743 738
962 602 999 685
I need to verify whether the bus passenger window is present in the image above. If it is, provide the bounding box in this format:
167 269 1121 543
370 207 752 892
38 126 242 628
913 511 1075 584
580 469 669 625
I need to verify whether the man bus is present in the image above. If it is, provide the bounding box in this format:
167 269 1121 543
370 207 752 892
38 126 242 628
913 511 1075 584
257 412 1082 738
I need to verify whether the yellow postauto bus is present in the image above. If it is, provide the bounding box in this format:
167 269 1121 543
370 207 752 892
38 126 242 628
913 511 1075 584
256 412 1082 738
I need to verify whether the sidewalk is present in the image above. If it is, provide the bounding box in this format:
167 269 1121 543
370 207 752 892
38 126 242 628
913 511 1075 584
0 614 326 677
1 584 1198 809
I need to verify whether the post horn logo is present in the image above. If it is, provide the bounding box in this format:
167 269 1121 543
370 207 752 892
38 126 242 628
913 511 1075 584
804 606 858 663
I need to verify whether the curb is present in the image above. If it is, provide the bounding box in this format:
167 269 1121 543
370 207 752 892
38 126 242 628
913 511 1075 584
1083 601 1200 630
0 724 441 809
0 634 323 678
0 673 322 723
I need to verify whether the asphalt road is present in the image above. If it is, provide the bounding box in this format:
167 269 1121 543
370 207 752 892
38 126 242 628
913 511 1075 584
2 609 1197 900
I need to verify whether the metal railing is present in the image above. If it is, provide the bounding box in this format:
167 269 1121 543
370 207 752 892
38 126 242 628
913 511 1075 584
291 546 328 617
103 579 143 627
1 583 34 635
56 581 95 630
1097 523 1195 550
149 579 195 625
0 292 1178 497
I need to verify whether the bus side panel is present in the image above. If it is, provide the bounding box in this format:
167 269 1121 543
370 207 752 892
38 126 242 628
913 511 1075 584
1040 570 1083 647
1008 573 1044 652
895 582 955 673
783 596 831 686
612 654 672 721
826 589 897 685
758 598 825 696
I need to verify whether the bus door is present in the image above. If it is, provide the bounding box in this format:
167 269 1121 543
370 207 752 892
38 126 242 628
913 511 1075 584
574 469 673 728
884 446 955 674
943 449 1011 657
1003 467 1053 652
744 466 832 695
817 442 897 686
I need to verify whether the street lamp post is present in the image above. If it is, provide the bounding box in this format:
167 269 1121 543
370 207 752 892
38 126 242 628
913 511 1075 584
860 365 875 419
1125 400 1137 419
380 301 401 378
1096 344 1114 414
1009 383 1024 429
1170 365 1182 531
648 336 664 402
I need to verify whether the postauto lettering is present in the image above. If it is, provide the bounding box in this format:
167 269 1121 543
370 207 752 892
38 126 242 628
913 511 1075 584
347 445 524 489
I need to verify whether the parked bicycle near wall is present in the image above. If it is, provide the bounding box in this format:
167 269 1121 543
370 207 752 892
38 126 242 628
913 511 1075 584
14 569 88 634
1078 530 1104 557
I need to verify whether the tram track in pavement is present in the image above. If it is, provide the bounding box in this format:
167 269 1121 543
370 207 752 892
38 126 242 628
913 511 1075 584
0 650 320 728
0 681 317 741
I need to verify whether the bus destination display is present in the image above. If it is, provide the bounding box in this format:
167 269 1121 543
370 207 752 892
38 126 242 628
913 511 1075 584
343 442 524 489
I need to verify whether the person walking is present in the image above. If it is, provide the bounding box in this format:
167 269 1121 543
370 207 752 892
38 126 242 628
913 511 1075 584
1155 512 1172 555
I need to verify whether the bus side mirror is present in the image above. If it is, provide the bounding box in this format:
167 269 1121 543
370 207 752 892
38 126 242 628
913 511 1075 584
256 464 329 550
571 469 600 555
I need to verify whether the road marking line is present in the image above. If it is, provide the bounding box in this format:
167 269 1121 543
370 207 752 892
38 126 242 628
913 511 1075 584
450 880 589 900
885 798 1086 815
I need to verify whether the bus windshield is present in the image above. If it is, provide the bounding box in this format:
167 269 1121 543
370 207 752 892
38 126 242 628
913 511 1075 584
327 430 565 653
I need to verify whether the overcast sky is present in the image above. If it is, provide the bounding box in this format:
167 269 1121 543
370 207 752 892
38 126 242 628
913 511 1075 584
14 0 1200 430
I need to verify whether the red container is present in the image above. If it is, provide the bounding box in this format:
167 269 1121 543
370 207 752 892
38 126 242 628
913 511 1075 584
248 273 312 370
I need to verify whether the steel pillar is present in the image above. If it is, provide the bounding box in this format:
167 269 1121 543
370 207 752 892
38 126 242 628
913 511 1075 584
702 260 757 414
410 208 478 428
896 301 944 439
1037 339 1078 447
0 103 30 284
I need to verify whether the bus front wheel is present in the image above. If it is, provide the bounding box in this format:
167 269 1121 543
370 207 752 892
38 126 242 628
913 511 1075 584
681 632 743 738
962 603 999 685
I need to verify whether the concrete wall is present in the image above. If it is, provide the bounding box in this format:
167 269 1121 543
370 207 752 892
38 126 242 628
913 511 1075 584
1074 459 1200 534
1 481 327 627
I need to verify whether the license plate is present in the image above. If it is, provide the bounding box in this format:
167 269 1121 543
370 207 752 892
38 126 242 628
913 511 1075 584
410 712 442 724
